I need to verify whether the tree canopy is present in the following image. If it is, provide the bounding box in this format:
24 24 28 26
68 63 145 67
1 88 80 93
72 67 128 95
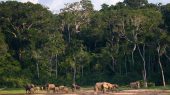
0 0 170 87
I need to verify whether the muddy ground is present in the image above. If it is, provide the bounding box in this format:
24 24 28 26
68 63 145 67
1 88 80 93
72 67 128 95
1 89 170 95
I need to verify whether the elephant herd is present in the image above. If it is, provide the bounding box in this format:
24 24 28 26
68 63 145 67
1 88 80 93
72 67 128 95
94 81 155 94
24 81 155 94
24 83 80 94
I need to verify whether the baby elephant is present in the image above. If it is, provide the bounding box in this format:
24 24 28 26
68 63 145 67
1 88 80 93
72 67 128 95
24 84 35 94
59 86 69 93
72 83 80 92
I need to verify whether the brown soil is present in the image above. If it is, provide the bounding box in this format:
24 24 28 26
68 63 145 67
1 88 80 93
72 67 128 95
1 89 170 95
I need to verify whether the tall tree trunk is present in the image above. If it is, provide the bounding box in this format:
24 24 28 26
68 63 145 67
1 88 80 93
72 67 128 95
137 44 148 88
36 62 40 78
158 55 166 87
110 56 115 72
73 66 76 84
157 44 166 87
131 44 136 67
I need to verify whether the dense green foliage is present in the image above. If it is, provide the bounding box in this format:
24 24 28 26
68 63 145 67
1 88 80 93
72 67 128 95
0 0 170 87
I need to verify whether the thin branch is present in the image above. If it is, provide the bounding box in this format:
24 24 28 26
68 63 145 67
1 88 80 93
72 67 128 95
27 23 33 29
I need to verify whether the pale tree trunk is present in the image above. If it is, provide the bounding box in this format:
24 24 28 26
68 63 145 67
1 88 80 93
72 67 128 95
132 29 138 72
73 66 76 84
75 22 80 33
109 56 115 73
55 54 58 79
131 44 136 67
137 44 148 88
36 62 40 78
142 44 147 88
157 44 166 87
34 51 40 78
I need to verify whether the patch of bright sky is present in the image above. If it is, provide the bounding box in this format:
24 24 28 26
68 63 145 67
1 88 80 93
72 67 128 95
0 0 169 12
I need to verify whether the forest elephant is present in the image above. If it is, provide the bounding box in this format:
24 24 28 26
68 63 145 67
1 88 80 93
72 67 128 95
46 83 56 93
94 82 119 94
24 84 35 94
130 81 140 89
94 82 104 94
59 86 69 93
72 83 81 92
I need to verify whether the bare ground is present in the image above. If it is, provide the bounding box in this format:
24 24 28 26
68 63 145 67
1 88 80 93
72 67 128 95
1 89 170 95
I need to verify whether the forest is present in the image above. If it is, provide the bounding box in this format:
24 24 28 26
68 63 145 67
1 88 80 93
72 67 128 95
0 0 170 88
